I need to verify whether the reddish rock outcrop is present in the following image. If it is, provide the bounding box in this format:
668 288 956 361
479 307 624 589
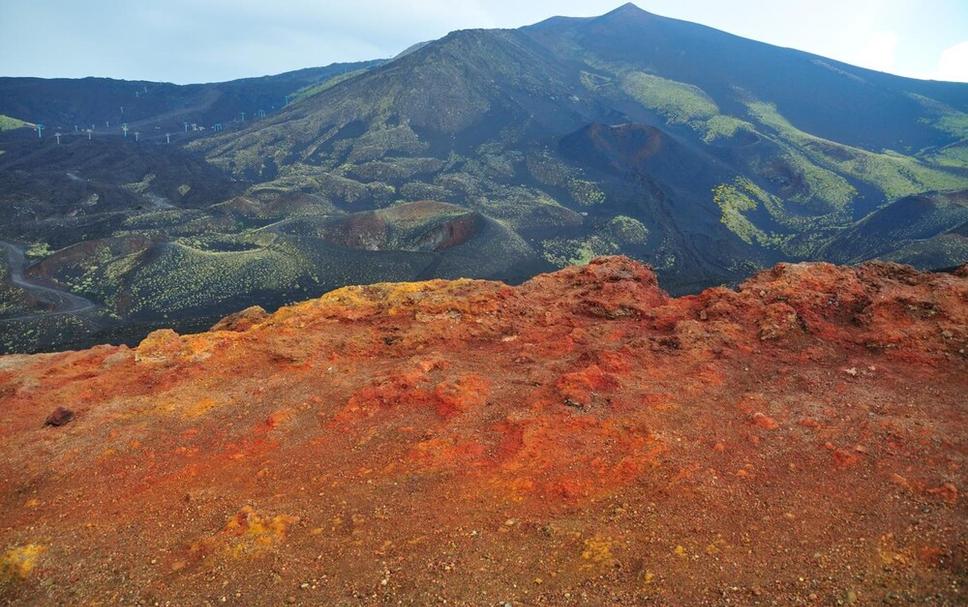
0 257 965 605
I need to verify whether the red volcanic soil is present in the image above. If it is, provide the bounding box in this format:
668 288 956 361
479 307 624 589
0 257 966 605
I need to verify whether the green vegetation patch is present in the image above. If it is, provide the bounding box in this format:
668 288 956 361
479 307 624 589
908 93 968 139
778 148 857 210
702 115 755 143
253 164 396 206
345 157 445 182
713 181 767 245
567 179 606 206
603 215 648 244
542 215 648 267
934 112 968 139
922 143 968 169
462 146 521 180
621 72 754 143
342 123 428 163
122 173 157 195
25 242 52 259
746 100 968 200
294 69 369 102
399 181 451 202
469 186 579 232
0 251 37 318
579 71 613 92
119 240 309 316
0 114 32 132
711 178 796 247
621 72 718 124
526 153 605 206
527 153 573 188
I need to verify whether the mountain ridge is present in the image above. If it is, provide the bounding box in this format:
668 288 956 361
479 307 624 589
0 60 386 140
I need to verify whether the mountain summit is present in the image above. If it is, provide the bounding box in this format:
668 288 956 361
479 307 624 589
603 2 653 16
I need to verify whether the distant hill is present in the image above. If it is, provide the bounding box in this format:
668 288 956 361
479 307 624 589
0 60 384 140
820 190 968 265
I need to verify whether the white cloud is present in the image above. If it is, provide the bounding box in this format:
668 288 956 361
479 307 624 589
931 41 968 82
853 30 899 73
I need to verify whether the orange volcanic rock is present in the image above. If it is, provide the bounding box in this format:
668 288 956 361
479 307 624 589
0 257 966 605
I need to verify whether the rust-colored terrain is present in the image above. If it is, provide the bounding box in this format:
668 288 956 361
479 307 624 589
1 257 966 606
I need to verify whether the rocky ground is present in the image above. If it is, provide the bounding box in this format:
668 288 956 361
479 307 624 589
0 257 965 605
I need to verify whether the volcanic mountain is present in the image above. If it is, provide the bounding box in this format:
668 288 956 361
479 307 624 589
1 3 967 353
196 2 968 288
0 257 965 604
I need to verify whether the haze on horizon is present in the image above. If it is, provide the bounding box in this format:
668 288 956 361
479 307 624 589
1 0 967 85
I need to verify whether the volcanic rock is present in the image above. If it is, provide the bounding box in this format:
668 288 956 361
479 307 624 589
43 407 74 427
0 257 965 605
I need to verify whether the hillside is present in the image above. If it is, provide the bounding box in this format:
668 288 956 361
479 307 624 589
0 257 965 605
1 3 967 354
196 2 968 289
820 190 968 264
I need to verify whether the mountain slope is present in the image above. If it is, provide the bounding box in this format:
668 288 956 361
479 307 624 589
527 3 968 151
820 190 968 264
2 3 967 354
195 3 968 289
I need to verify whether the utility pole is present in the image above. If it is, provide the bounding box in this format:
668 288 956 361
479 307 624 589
122 123 129 138
256 109 265 119
36 123 44 139
87 129 93 140
134 131 140 142
55 132 61 144
165 133 171 144
239 112 245 122
184 121 189 133
284 94 291 106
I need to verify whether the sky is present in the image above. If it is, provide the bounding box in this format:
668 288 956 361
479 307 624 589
1 1 966 84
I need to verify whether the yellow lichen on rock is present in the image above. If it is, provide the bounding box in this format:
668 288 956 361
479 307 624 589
135 329 220 366
223 507 298 558
581 536 615 567
1 544 45 579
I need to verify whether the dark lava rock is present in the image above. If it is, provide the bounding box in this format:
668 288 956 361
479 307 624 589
44 407 75 427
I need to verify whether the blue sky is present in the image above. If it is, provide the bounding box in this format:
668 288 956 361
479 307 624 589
1 1 966 84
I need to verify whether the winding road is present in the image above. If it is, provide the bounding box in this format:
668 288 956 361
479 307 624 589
0 240 98 321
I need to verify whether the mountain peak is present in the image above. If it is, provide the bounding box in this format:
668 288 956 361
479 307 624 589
603 2 652 17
